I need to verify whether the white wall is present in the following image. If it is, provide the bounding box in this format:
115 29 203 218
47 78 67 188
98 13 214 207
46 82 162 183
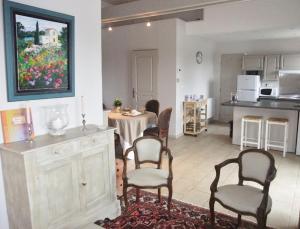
176 19 216 136
0 0 102 228
102 19 177 136
214 38 300 120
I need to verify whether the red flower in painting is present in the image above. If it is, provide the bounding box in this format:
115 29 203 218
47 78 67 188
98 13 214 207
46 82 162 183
54 78 62 88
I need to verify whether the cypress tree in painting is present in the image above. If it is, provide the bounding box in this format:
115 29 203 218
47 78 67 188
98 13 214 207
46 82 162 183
34 21 40 45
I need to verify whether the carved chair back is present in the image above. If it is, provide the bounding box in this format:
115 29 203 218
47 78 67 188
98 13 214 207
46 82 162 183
133 136 164 169
238 149 276 187
158 107 172 138
145 99 160 117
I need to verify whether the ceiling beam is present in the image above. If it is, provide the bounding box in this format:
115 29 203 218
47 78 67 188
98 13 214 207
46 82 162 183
102 0 252 28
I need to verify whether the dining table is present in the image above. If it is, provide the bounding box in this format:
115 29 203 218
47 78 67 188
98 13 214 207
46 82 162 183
108 111 157 157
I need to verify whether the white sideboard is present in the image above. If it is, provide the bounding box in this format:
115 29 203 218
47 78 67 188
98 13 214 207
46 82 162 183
0 125 120 229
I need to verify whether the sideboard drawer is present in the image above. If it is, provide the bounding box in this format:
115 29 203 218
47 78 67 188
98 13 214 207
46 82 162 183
80 133 108 151
36 142 79 164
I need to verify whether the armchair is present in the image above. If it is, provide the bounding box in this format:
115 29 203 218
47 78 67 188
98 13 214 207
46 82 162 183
210 149 276 228
143 107 172 147
122 136 173 214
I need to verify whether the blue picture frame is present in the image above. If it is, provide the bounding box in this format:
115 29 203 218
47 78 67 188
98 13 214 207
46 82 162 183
3 0 75 101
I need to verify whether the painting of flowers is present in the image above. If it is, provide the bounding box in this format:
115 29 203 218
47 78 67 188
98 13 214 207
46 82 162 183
16 14 69 91
3 0 74 101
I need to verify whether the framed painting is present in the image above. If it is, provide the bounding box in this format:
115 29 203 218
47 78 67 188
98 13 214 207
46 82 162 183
3 0 75 101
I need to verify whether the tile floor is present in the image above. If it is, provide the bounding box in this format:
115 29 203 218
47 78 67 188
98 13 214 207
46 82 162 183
128 123 300 229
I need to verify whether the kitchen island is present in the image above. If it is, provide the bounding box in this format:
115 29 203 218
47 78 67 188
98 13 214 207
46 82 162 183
223 100 300 154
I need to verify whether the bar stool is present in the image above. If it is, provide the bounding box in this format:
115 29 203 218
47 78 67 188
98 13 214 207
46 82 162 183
265 117 288 157
240 115 263 150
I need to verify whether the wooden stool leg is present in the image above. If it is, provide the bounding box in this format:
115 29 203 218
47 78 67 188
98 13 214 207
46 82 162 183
265 121 269 151
283 123 288 157
245 121 248 148
258 120 262 149
240 119 244 151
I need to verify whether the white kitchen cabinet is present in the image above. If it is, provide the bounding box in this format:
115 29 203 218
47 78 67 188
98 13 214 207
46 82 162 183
0 125 120 229
281 54 300 70
264 55 280 81
242 55 265 70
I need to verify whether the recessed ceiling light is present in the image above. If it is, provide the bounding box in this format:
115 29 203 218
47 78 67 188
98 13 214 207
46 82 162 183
108 27 112 31
146 22 151 27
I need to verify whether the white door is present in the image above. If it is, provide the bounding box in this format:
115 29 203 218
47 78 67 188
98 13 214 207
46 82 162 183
131 50 158 109
219 54 243 122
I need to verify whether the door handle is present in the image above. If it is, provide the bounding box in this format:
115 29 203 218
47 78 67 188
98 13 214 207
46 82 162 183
132 88 135 98
81 182 87 186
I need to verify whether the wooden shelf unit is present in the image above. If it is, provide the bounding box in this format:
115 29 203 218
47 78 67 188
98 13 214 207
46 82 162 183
183 100 208 136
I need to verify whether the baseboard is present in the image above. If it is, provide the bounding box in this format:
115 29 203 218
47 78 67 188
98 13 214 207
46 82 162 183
169 132 184 139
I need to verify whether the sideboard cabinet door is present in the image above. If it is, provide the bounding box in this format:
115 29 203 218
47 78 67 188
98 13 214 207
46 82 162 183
80 145 111 210
37 157 81 228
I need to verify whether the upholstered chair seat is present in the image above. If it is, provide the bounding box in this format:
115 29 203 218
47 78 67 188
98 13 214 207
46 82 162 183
215 184 272 214
127 168 169 187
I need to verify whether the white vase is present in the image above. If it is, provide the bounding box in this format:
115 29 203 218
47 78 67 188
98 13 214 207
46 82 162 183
115 106 121 113
44 104 69 136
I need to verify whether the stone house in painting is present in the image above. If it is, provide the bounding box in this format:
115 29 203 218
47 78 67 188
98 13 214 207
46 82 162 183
40 28 60 47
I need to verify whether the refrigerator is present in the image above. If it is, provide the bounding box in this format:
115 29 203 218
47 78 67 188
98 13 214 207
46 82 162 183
237 75 260 102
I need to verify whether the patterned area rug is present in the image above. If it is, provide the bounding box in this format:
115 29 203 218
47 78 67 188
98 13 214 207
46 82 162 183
95 189 266 229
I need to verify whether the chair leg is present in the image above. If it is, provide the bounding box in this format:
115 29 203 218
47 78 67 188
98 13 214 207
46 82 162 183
209 197 215 227
158 188 161 203
237 214 241 227
166 136 169 148
257 215 267 229
123 185 128 212
136 188 140 203
167 185 172 215
263 216 268 228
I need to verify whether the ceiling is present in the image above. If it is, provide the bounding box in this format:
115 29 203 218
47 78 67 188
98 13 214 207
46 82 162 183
102 0 140 5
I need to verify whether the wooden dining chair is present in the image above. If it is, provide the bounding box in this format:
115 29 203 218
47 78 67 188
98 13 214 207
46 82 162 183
143 107 172 148
122 136 173 214
210 149 277 228
145 99 160 117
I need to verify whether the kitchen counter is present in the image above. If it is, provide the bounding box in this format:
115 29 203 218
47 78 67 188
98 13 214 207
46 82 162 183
222 100 300 111
222 100 300 154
